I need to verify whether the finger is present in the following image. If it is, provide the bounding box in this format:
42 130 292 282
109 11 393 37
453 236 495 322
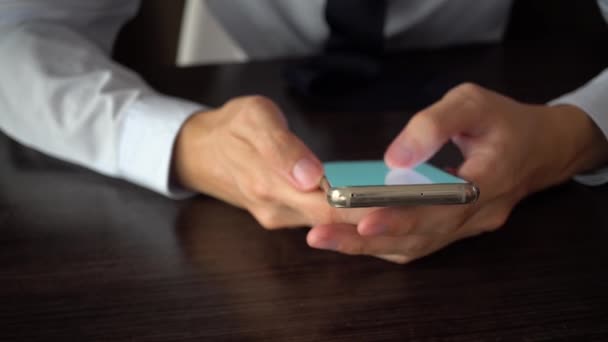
356 207 417 236
231 96 324 191
234 163 330 229
277 187 371 226
307 224 436 259
228 141 360 229
248 129 322 191
373 235 458 264
230 161 315 229
385 83 492 168
250 203 313 230
357 205 472 237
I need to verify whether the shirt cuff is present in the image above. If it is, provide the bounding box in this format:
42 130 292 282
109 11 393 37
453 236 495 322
573 167 608 186
118 92 205 198
550 68 608 186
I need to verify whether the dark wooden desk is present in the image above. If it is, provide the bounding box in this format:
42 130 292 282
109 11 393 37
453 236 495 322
3 41 608 341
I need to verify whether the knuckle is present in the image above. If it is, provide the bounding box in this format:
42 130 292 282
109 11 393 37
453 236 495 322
246 96 280 119
453 82 483 98
242 95 276 111
249 181 274 202
223 96 244 110
450 82 486 109
252 207 284 230
230 105 254 128
231 96 281 127
457 81 481 92
411 113 445 144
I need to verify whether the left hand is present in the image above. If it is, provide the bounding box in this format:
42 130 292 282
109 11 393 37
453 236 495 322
173 95 367 229
306 83 608 264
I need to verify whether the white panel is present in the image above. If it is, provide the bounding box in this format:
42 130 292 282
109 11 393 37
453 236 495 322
176 0 248 66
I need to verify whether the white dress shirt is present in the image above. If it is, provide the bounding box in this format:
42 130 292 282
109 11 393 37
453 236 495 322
0 0 607 197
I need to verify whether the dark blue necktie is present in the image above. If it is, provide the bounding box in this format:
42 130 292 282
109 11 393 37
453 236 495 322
284 0 388 97
325 0 388 56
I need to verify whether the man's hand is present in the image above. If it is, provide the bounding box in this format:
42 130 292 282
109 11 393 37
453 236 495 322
306 83 608 264
173 95 365 229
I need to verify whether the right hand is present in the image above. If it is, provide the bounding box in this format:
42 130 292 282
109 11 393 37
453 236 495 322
173 96 366 229
306 83 608 263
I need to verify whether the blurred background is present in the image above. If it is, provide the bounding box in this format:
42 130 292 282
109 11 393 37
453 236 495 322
113 0 608 68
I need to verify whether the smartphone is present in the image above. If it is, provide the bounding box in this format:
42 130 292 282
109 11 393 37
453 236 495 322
321 160 479 208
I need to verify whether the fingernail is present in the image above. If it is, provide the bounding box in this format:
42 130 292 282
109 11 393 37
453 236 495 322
311 237 339 251
359 224 388 236
292 158 321 189
387 140 412 167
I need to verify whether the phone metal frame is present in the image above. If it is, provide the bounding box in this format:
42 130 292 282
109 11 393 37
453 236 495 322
321 176 479 208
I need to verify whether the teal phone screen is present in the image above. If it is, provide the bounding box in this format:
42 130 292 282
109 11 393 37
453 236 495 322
323 160 465 187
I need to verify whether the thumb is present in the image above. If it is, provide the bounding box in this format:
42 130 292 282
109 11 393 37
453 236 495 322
260 129 324 191
385 83 488 168
234 96 324 191
288 138 324 191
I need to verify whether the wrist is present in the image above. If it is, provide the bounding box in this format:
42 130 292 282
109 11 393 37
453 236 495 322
544 104 608 184
171 109 213 193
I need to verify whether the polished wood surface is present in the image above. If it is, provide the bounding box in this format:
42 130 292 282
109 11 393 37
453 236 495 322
3 40 608 341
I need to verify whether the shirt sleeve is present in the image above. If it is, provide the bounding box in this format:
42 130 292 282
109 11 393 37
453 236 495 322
0 1 204 198
546 0 608 186
550 68 608 186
